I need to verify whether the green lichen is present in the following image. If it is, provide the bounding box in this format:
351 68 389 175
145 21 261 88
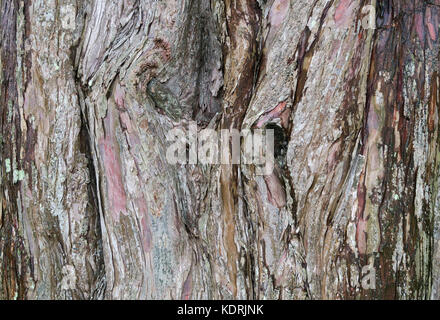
5 158 11 173
7 100 13 122
147 79 182 121
13 170 25 183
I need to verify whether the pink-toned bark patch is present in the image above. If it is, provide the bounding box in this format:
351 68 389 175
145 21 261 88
367 105 379 131
136 198 152 253
327 140 341 173
181 269 193 300
334 0 355 28
274 250 289 287
415 13 425 45
264 172 287 209
255 101 288 128
426 7 438 41
114 83 126 109
99 137 127 221
269 0 289 28
120 112 134 133
119 111 141 147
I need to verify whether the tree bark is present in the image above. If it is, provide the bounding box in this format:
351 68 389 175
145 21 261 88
1 0 440 300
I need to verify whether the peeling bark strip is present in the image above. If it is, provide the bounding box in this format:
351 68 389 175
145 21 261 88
1 0 440 300
219 0 260 299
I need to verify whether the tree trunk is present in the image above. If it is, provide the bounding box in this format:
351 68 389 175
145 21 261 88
1 0 440 300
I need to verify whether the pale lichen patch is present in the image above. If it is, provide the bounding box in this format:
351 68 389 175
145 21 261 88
5 158 11 173
61 265 77 291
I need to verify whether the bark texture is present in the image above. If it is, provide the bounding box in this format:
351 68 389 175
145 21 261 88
1 0 440 300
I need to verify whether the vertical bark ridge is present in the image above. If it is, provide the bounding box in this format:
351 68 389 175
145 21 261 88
219 0 261 299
